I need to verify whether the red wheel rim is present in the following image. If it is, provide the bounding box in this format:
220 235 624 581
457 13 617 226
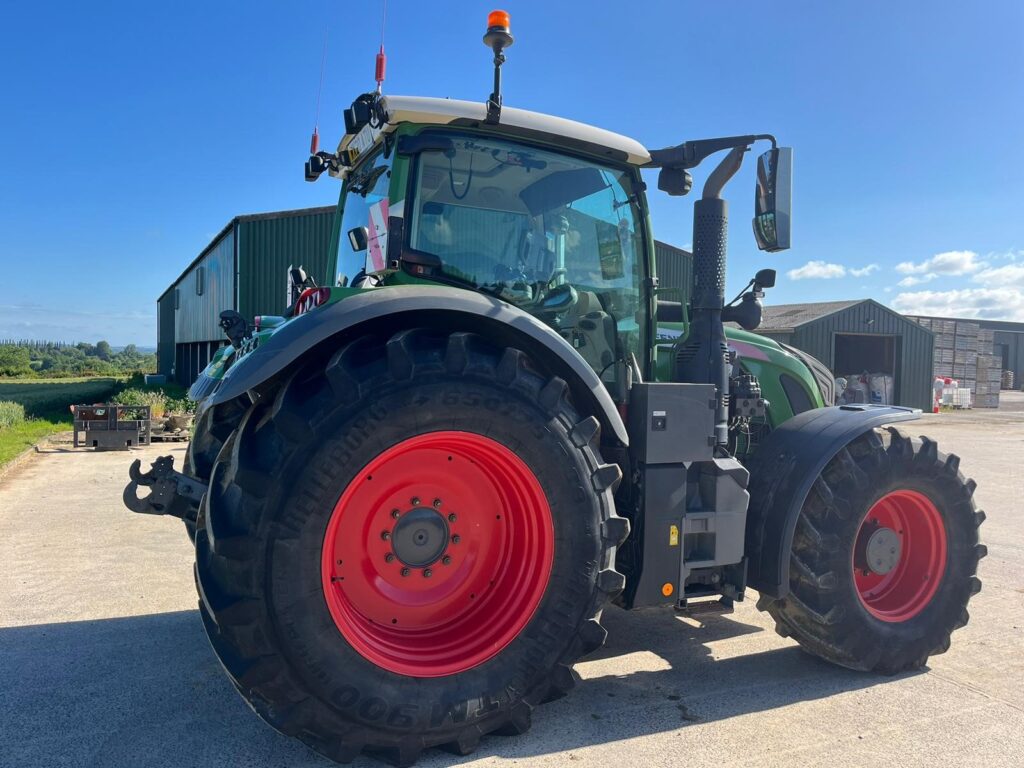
852 490 947 622
321 431 554 677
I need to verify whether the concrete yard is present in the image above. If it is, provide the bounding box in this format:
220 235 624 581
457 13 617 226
1 396 1023 768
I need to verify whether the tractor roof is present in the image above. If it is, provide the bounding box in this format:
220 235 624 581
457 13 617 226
340 95 651 167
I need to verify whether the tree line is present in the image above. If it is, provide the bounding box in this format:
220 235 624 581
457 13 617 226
0 340 157 377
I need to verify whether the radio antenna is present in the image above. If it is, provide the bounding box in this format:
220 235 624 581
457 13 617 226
375 0 388 93
311 29 329 154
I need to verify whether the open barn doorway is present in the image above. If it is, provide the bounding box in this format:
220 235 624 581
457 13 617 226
834 333 900 404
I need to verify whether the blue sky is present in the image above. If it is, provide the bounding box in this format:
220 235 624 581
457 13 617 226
1 1 1022 345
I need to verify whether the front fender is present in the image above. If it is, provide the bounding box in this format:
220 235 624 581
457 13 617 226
743 404 921 598
207 285 629 446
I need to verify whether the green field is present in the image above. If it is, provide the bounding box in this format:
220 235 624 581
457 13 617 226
0 377 125 468
0 377 123 418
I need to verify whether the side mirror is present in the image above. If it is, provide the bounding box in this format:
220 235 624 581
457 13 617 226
754 268 776 288
347 226 369 252
752 147 792 252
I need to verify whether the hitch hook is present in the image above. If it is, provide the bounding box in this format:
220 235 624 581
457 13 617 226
123 455 207 518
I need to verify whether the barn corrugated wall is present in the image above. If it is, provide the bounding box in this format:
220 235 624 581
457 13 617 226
174 229 235 344
789 300 934 410
236 207 336 320
653 240 692 295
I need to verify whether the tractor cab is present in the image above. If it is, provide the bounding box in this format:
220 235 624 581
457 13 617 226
329 95 654 387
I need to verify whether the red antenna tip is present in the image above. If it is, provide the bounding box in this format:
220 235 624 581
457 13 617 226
310 129 319 155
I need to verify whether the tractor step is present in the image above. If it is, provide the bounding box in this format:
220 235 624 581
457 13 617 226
675 597 735 616
123 455 207 518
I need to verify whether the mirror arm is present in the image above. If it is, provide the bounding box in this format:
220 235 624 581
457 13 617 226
647 134 776 170
703 146 748 200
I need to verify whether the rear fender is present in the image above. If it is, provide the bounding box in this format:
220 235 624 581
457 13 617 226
206 285 629 446
744 404 920 598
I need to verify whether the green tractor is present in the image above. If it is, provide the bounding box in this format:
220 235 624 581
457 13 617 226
125 12 985 766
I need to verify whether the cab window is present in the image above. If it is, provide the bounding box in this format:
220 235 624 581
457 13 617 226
336 148 392 286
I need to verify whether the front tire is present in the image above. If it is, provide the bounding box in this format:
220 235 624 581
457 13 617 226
758 427 986 674
194 329 628 764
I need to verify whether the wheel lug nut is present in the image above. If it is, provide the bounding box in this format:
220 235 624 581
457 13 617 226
411 497 420 506
433 498 442 508
448 513 457 522
442 556 452 566
400 567 410 577
381 531 391 541
385 553 395 563
391 509 400 519
451 534 461 544
423 568 433 578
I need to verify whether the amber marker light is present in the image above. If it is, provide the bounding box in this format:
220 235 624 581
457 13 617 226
487 10 511 33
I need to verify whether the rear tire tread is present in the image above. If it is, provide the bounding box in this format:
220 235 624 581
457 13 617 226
195 329 629 764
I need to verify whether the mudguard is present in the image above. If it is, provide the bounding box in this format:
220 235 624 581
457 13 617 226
743 404 921 598
206 285 629 446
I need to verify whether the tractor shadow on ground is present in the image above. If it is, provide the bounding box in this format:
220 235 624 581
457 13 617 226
0 606 917 767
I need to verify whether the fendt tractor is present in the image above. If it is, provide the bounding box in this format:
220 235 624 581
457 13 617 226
125 12 985 766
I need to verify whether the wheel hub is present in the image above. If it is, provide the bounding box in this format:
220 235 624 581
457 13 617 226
391 507 449 567
864 526 901 575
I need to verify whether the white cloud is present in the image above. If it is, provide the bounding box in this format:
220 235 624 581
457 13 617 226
849 264 880 277
787 260 848 280
891 288 1024 321
973 263 1024 288
895 250 985 276
897 274 936 287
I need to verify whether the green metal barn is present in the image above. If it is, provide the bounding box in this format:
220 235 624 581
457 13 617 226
157 206 335 385
755 299 935 410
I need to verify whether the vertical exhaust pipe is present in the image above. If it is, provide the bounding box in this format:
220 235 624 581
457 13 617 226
674 146 747 447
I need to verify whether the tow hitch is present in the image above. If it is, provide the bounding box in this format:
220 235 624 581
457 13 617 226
123 455 207 518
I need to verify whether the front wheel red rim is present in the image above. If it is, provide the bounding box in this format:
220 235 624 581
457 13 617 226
853 489 947 622
321 431 554 677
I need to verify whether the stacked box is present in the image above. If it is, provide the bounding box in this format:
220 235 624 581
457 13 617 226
1003 370 1016 390
979 328 994 349
908 316 999 407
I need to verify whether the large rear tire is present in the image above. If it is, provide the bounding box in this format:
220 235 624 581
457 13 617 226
194 329 628 764
758 427 986 674
182 397 246 543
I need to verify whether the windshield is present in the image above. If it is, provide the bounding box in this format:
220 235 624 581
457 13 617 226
408 131 646 380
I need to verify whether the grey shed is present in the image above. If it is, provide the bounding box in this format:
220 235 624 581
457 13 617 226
755 299 935 410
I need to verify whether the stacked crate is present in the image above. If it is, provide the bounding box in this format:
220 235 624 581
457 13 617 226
910 317 1000 408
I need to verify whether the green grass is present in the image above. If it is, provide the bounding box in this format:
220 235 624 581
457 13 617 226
0 376 126 469
0 416 69 469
